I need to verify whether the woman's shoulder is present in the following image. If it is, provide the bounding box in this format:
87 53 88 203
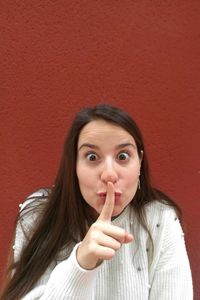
17 187 50 234
14 188 51 261
19 188 51 217
144 200 178 227
19 187 50 212
145 199 177 213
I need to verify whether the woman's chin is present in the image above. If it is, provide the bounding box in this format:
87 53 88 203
95 203 127 219
112 207 125 218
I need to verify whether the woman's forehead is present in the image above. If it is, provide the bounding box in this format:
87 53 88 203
78 119 136 146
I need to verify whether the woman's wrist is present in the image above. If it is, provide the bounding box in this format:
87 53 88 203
76 243 101 270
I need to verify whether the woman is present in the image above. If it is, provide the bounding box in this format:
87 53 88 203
1 104 193 299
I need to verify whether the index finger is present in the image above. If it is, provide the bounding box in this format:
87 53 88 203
98 181 115 222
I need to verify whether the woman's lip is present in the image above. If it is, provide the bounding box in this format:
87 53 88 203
97 192 122 197
98 192 122 204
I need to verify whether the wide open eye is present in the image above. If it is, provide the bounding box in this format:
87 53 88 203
86 153 98 161
117 151 130 161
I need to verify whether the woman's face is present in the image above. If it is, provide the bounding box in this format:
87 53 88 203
76 119 142 217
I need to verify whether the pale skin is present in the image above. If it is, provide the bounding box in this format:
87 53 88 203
77 181 133 270
76 120 142 270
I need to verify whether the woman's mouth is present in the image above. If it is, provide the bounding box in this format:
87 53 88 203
97 192 122 203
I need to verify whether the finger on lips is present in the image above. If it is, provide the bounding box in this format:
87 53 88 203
76 182 133 269
97 181 134 244
98 181 115 222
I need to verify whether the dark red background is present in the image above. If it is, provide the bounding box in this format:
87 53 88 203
0 1 199 298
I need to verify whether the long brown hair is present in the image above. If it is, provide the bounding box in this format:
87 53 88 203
0 104 181 299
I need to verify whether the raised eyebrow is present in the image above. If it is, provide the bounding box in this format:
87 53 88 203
78 143 136 151
116 143 137 150
78 143 99 151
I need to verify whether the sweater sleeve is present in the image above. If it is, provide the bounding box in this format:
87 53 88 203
149 207 193 300
21 243 100 300
13 193 100 300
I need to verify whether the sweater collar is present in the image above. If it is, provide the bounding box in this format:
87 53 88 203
111 204 131 226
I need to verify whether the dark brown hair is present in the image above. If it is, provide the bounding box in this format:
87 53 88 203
0 104 181 299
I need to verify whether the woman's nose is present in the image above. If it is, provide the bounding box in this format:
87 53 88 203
100 161 118 183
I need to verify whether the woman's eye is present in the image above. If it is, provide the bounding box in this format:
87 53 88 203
117 152 130 161
86 153 98 161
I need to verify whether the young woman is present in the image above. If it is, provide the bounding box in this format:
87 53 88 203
1 104 193 299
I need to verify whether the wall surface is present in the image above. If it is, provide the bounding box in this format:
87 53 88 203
0 1 200 298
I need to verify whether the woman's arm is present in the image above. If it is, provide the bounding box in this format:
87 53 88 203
149 206 193 300
13 194 99 300
21 243 99 300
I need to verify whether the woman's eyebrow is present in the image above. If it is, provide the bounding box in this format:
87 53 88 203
116 143 136 150
78 143 99 151
78 142 136 151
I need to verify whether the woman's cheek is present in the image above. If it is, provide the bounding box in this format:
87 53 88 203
81 169 97 189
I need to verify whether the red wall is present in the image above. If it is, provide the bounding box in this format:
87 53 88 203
1 1 200 298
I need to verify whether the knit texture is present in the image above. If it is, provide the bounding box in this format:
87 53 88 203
13 190 193 299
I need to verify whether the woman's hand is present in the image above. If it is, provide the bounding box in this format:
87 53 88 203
76 182 133 270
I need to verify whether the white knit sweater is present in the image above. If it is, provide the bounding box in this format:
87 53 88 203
14 191 193 299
